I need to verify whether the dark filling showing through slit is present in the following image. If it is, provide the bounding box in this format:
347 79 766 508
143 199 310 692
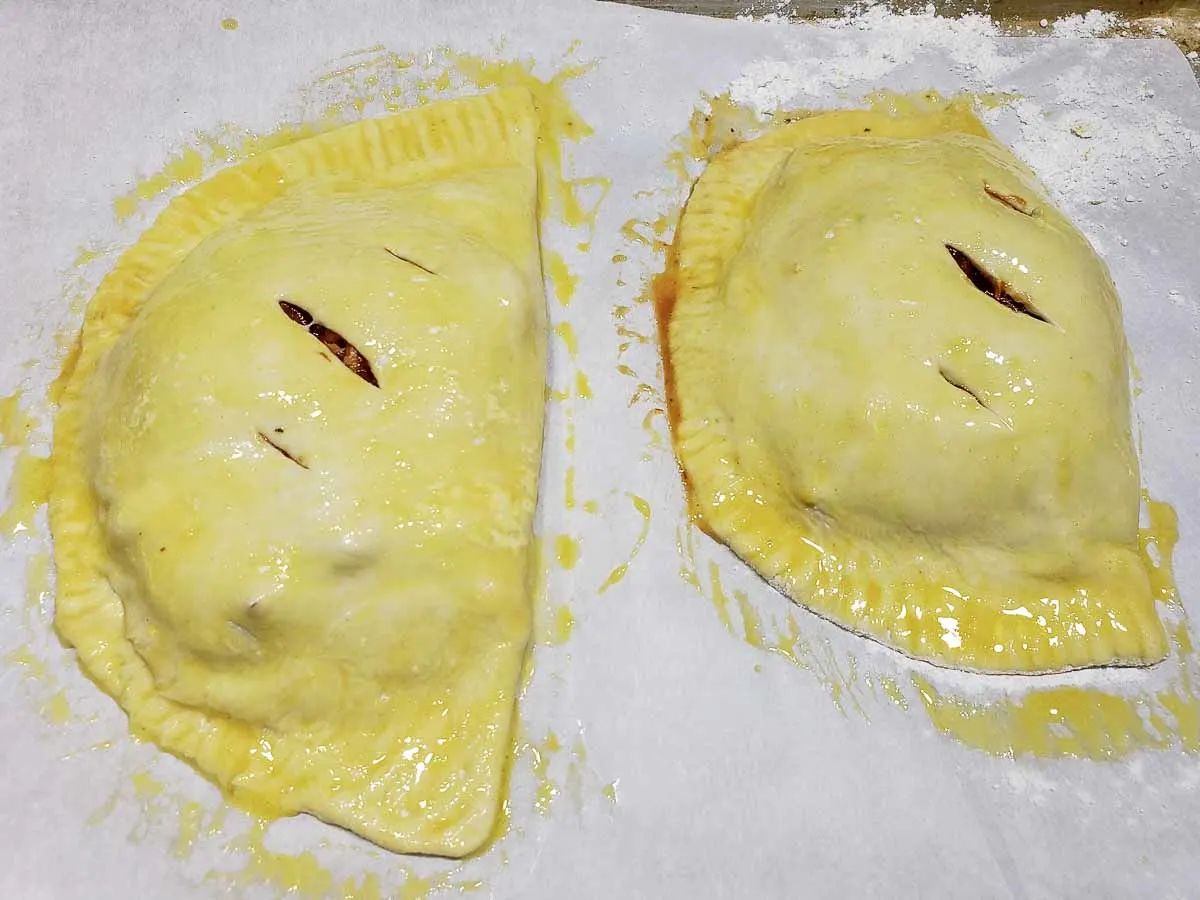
944 245 1054 326
277 299 380 387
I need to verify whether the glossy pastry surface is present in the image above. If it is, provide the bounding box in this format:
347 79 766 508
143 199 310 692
51 88 546 856
661 101 1166 673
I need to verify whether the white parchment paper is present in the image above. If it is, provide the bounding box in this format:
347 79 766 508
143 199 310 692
2 2 1200 898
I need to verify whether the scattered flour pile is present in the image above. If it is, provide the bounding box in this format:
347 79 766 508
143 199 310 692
1049 9 1121 37
729 3 1011 107
725 3 1200 208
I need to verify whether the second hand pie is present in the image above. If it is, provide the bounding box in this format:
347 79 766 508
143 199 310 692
658 99 1169 674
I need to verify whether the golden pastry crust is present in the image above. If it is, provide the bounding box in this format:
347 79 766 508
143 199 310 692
661 100 1167 673
51 88 545 856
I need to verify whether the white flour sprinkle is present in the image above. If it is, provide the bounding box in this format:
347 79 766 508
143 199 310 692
726 3 1200 211
1001 64 1200 207
1050 10 1120 38
728 3 1009 112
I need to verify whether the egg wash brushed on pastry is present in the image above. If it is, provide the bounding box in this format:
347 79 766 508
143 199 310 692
670 495 1200 757
0 393 50 538
440 50 619 826
0 261 290 880
49 77 592 888
0 387 84 728
52 88 547 858
85 770 465 900
2 42 612 899
619 88 1200 760
1 551 72 725
72 762 483 899
84 83 605 878
111 45 609 244
106 44 609 657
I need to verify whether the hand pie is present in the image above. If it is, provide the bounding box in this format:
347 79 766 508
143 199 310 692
50 88 545 856
660 100 1168 673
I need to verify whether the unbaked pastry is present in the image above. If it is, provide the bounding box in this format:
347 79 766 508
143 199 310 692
660 99 1167 673
51 88 545 855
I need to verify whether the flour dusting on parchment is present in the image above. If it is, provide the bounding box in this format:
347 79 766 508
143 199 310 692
727 3 1200 208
